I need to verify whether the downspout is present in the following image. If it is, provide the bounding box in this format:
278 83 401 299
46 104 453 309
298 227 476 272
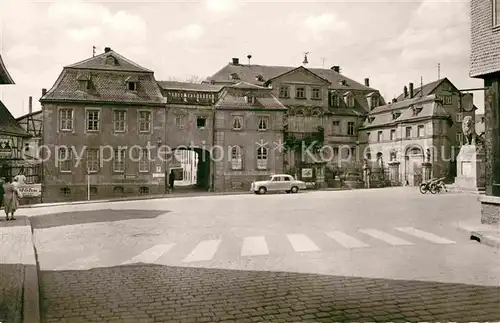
211 95 216 192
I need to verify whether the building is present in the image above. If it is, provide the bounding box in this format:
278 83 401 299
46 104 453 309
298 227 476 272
41 49 287 202
207 58 385 185
359 78 476 186
470 0 500 223
40 47 167 202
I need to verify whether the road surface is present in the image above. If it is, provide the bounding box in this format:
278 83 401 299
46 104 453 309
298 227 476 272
20 188 500 322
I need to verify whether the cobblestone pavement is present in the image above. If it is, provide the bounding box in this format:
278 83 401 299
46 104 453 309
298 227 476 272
23 188 500 322
40 265 500 323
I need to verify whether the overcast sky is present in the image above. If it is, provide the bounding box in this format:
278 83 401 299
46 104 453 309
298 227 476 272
0 0 483 117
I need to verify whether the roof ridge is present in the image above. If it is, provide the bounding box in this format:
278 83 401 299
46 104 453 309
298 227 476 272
65 49 153 73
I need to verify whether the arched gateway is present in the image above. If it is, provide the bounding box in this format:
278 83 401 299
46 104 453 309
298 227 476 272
404 145 424 186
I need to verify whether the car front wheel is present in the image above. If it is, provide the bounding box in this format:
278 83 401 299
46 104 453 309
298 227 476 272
258 187 267 194
291 186 299 193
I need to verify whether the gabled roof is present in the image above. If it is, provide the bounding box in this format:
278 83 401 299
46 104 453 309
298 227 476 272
0 54 14 84
215 88 286 111
395 78 458 101
0 101 30 137
208 63 376 91
157 81 224 92
361 95 450 129
264 66 331 85
65 49 153 73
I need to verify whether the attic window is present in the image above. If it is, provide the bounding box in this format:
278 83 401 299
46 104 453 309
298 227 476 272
339 80 348 86
392 112 401 120
76 73 91 91
105 55 118 66
230 73 240 80
246 95 255 104
367 116 375 123
344 93 355 108
126 76 139 91
255 75 264 82
370 96 379 109
411 105 423 116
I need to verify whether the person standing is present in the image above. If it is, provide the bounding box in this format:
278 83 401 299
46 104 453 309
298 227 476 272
169 170 175 193
3 177 21 220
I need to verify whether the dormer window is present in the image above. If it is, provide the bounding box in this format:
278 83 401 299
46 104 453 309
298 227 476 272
370 96 379 109
230 73 240 80
125 76 138 91
367 116 375 123
344 93 355 108
105 55 118 66
392 112 401 120
255 75 264 82
246 95 255 104
76 72 91 91
339 80 348 86
330 92 340 107
411 105 423 116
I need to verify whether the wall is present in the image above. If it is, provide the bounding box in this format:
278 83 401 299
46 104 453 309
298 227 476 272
470 0 500 77
42 103 167 202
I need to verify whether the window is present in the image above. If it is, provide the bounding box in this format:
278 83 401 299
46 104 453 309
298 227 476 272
279 86 290 98
350 147 355 159
331 93 340 107
443 95 452 105
231 146 242 170
258 116 269 131
311 88 321 100
332 120 340 134
246 95 255 104
283 176 291 182
390 129 396 141
366 132 371 140
113 186 124 194
90 186 98 195
139 149 150 172
377 131 383 142
232 116 243 130
417 125 425 137
113 110 126 132
86 109 100 131
257 147 268 169
139 111 151 133
175 115 184 128
59 108 73 131
296 87 305 99
371 96 379 109
347 122 355 135
197 117 206 129
86 149 99 173
494 0 500 27
60 187 71 196
113 149 125 173
333 147 339 158
456 132 463 145
139 187 149 194
405 126 412 138
58 147 72 172
127 81 137 91
456 112 464 122
345 95 355 108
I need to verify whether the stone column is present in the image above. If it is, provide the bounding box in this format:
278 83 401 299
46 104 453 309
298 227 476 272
387 161 400 185
422 162 432 182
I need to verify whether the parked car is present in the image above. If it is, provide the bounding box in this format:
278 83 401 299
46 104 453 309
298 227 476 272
250 174 307 194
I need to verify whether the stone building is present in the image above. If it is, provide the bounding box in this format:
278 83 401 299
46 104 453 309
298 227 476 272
359 78 476 186
41 49 287 201
40 47 167 202
470 0 500 223
207 58 385 185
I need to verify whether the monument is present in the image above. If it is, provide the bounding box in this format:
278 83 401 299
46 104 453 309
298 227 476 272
453 116 486 193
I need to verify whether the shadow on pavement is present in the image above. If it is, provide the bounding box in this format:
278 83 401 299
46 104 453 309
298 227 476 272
0 264 24 323
30 209 170 229
39 264 500 323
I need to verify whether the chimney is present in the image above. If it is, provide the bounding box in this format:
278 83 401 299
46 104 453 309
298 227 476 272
331 66 340 73
404 86 408 98
42 88 47 97
409 83 414 98
104 47 111 53
364 78 370 87
28 96 33 113
232 57 239 65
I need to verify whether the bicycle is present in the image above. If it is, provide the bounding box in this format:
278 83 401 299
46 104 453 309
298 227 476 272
429 178 447 194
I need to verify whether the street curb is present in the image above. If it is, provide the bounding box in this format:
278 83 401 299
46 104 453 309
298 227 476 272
23 218 41 323
19 188 352 209
455 224 500 249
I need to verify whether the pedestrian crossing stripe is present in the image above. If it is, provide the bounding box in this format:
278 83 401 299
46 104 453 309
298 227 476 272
53 227 459 268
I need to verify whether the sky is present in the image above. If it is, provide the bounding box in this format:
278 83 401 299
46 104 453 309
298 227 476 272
0 0 484 118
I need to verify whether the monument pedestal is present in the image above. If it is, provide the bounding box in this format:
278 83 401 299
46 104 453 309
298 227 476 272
454 145 486 193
